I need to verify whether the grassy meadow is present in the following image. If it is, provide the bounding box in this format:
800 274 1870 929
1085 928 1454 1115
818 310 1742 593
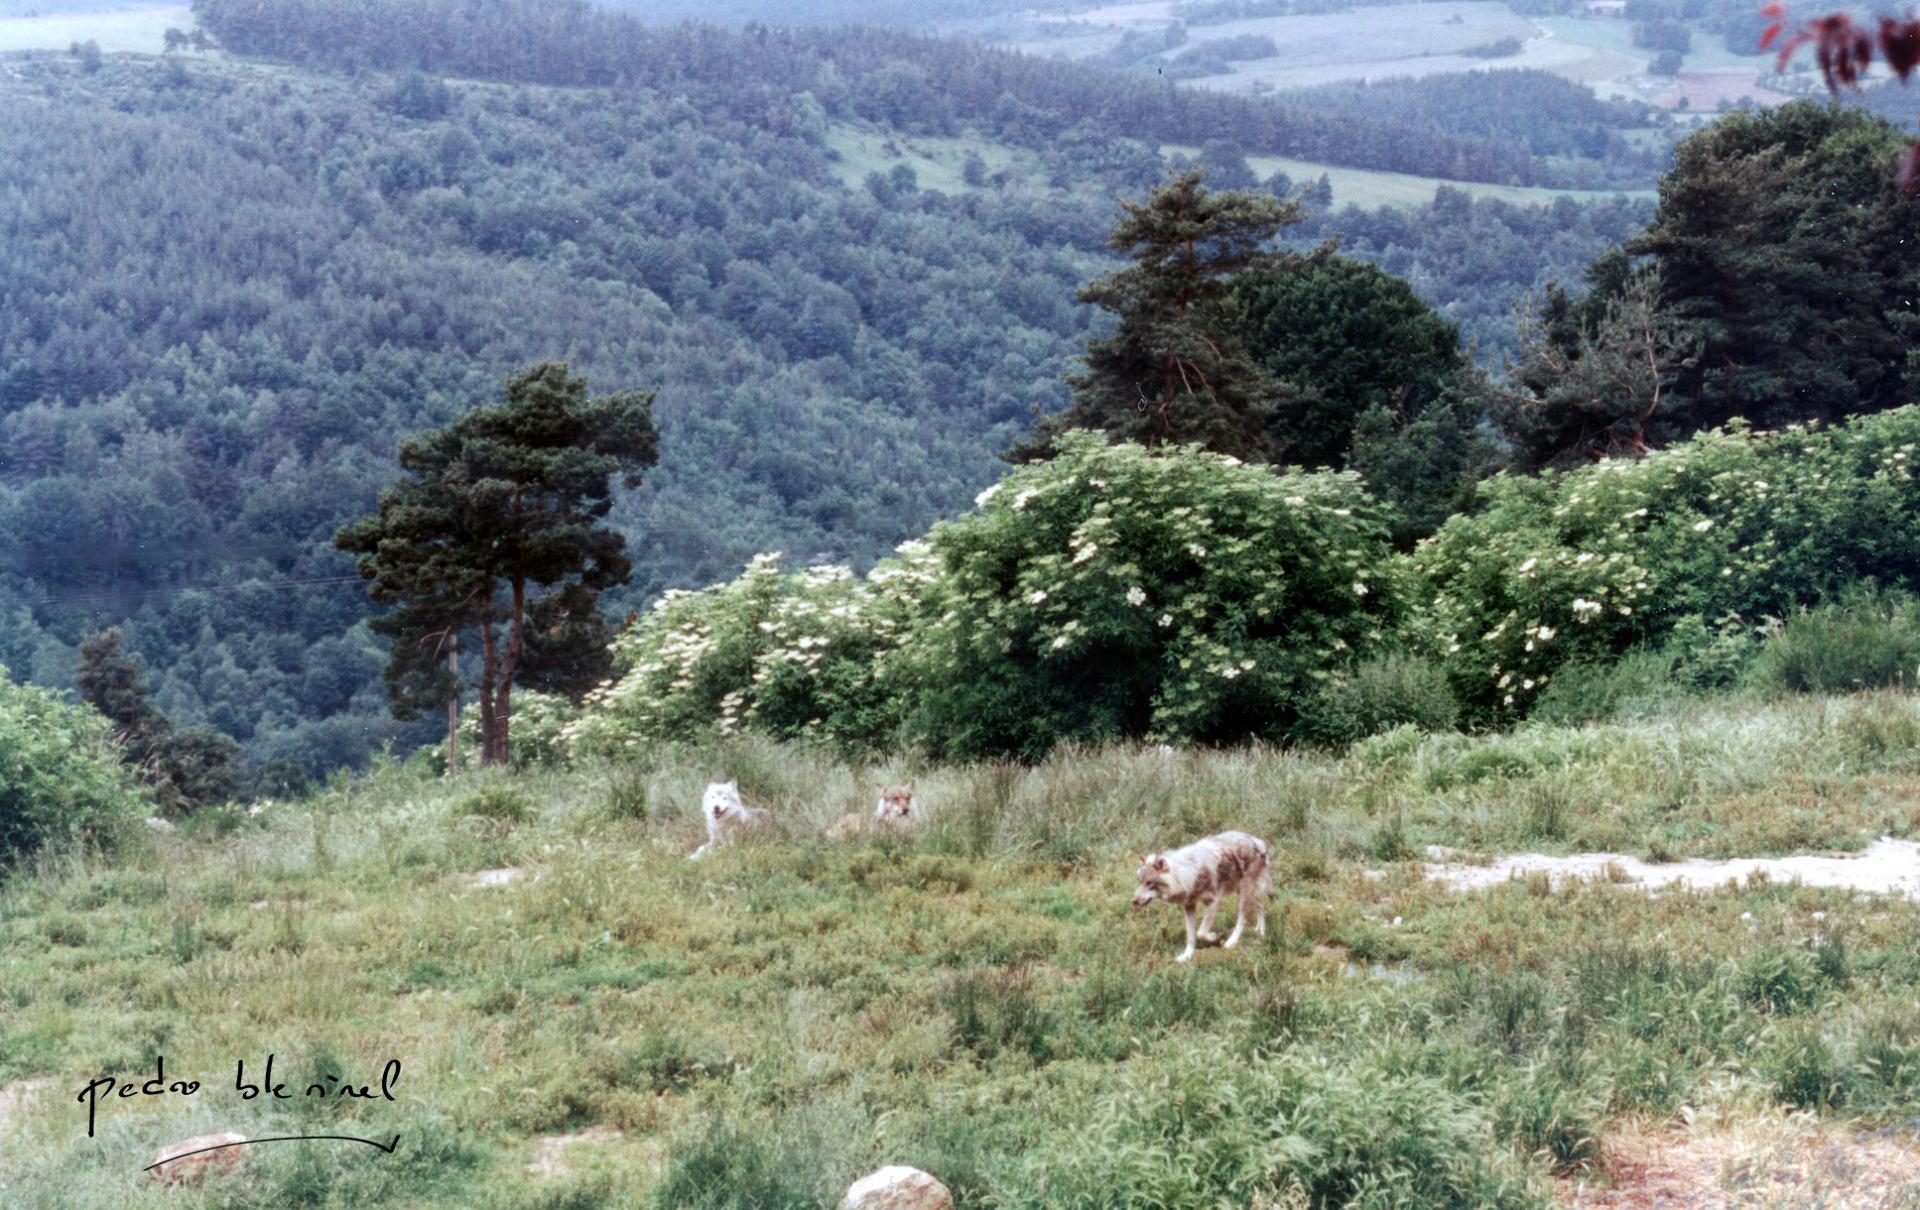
0 6 190 55
5 690 1920 1206
1002 0 1780 111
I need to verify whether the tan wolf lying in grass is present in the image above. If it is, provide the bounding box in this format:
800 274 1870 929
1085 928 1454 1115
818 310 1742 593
1131 831 1272 962
826 782 922 840
688 779 773 860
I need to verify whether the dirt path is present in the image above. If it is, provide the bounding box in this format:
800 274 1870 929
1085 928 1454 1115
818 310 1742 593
1426 837 1920 897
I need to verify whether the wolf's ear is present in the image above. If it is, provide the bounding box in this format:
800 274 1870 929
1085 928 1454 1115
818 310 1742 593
1151 855 1169 871
727 778 737 789
904 780 915 793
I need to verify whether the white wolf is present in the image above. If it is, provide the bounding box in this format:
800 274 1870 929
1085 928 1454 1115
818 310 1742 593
1130 831 1272 962
687 779 773 860
826 782 922 840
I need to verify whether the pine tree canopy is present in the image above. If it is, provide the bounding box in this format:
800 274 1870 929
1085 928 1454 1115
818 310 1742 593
334 362 659 766
1010 170 1301 463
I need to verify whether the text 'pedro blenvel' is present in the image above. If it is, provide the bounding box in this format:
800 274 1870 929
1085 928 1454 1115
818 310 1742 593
78 1055 402 1136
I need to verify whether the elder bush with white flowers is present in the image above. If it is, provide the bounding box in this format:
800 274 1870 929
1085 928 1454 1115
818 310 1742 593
564 545 939 756
891 433 1405 758
1414 408 1920 718
561 433 1403 758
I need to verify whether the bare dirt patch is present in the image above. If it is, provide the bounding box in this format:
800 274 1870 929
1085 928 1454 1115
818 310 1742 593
529 1124 622 1179
1562 1124 1920 1208
1426 837 1920 897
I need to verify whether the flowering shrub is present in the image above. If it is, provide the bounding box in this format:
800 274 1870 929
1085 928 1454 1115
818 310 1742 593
563 433 1401 759
892 433 1404 758
453 688 577 769
564 546 938 756
1412 408 1920 718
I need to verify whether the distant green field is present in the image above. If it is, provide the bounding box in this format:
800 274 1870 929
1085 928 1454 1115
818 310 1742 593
1007 2 1779 110
1164 142 1653 209
1015 0 1537 91
822 124 1021 194
0 5 190 54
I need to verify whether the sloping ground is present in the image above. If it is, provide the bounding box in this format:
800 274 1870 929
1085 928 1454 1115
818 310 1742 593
1563 1122 1920 1208
4 697 1919 1206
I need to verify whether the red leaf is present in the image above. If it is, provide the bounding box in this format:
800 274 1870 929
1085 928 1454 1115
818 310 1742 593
1882 18 1920 80
1776 29 1813 71
1761 21 1784 49
1760 1 1786 15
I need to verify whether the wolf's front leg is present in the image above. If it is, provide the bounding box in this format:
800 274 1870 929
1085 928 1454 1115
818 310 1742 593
688 841 712 861
1176 906 1198 963
1196 898 1221 944
1222 892 1248 948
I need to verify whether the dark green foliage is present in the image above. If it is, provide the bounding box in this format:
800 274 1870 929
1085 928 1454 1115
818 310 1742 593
1236 249 1496 539
193 0 1595 188
334 364 658 765
68 39 102 72
1241 250 1464 468
1460 37 1525 58
383 70 451 120
1748 593 1920 694
1294 190 1651 365
0 3 1647 776
1298 653 1460 745
1493 267 1698 470
0 668 144 863
1283 69 1662 183
0 50 1115 772
1012 171 1301 462
1166 35 1280 80
76 629 238 813
1630 103 1920 435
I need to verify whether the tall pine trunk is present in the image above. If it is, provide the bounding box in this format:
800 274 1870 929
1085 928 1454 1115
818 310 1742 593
445 636 459 775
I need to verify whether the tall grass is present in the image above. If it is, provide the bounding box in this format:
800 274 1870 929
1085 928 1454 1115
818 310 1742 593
2 693 1919 1206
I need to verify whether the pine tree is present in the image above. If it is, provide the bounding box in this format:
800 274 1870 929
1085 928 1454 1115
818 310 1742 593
334 363 659 766
77 628 239 813
1009 170 1300 463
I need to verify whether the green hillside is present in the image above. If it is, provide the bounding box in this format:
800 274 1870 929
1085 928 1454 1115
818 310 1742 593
0 3 1649 780
4 696 1919 1207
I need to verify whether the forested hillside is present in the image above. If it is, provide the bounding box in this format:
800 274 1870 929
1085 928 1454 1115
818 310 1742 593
193 0 1644 189
0 0 1648 780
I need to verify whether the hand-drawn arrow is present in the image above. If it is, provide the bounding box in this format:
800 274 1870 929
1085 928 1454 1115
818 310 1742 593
144 1133 401 1171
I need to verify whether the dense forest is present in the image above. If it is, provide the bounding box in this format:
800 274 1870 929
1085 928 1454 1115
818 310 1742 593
192 0 1649 189
0 0 1655 782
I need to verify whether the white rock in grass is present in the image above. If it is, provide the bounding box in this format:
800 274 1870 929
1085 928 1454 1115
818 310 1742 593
839 1166 953 1210
144 816 175 833
465 867 523 888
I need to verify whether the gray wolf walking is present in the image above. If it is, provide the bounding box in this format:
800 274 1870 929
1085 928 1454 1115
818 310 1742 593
1130 831 1271 962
